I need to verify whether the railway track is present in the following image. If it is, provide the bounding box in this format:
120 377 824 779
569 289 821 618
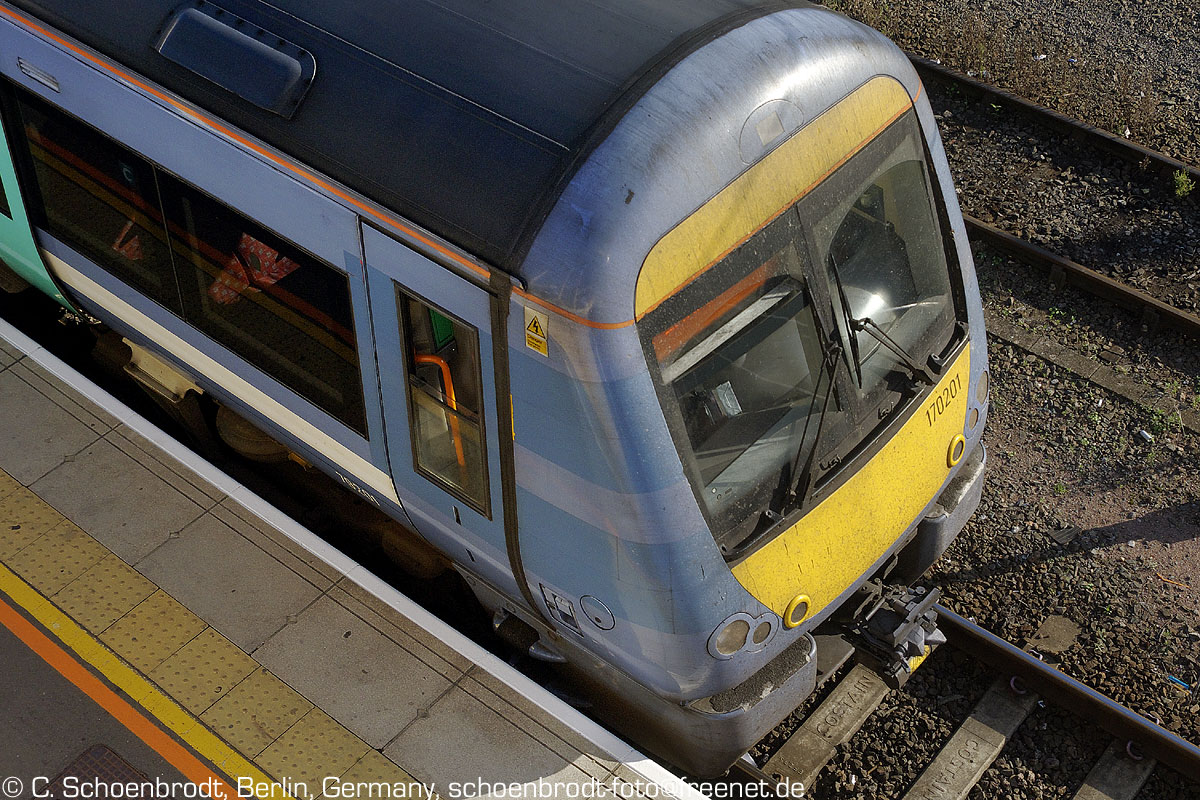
909 56 1200 340
730 606 1200 799
909 58 1200 191
962 217 1200 339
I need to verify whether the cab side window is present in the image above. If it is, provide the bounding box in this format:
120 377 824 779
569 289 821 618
398 288 488 513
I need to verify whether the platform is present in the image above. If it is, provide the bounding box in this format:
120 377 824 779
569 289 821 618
0 320 702 800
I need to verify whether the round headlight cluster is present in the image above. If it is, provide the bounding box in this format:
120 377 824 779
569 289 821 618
708 612 778 659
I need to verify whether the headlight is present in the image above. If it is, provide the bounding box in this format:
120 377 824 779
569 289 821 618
713 619 750 656
784 593 811 628
707 613 777 659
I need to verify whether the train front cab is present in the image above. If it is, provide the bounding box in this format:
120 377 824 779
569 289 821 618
633 66 993 778
508 11 990 776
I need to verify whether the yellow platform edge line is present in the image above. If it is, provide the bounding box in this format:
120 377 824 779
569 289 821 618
0 560 290 797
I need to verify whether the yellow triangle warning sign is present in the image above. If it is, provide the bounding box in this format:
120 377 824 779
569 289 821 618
523 306 549 356
526 315 545 338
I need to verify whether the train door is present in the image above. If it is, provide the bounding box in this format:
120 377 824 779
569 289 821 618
363 224 512 579
0 102 69 307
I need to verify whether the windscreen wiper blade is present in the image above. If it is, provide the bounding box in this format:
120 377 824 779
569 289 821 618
828 258 864 389
851 316 939 386
780 336 844 510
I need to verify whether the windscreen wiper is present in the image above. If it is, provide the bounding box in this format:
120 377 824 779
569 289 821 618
850 316 939 386
828 257 864 389
778 334 845 511
827 255 939 387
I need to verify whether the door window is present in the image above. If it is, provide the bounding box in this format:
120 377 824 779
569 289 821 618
397 287 489 513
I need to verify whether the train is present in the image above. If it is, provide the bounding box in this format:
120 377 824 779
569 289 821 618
0 0 988 776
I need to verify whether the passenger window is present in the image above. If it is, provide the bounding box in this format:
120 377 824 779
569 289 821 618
15 92 181 312
398 289 488 513
157 172 367 435
11 86 369 439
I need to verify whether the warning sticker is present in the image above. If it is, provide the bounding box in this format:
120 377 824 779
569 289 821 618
524 306 549 356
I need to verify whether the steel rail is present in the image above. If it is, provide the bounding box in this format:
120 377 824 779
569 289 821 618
936 604 1200 785
909 56 1200 186
900 53 1200 339
962 214 1200 338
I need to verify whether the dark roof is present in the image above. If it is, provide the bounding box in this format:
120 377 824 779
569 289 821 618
14 0 791 268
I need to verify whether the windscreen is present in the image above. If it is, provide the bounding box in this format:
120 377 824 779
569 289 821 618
640 109 961 555
808 124 956 408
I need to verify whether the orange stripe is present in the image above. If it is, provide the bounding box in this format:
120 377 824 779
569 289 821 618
0 594 238 800
512 288 634 329
0 5 642 331
652 260 774 362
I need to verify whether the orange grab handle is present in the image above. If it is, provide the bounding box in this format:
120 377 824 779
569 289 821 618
414 354 466 469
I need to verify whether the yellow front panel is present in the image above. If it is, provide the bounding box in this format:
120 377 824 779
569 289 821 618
731 347 970 619
635 76 915 320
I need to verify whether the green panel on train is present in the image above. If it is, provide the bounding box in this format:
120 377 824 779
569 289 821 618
0 109 74 311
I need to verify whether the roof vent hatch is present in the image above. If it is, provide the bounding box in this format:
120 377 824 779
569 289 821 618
154 0 315 118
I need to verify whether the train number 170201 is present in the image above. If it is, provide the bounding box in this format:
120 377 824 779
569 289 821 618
925 372 962 427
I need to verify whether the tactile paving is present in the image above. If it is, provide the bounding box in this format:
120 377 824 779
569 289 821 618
101 589 206 673
8 519 108 595
201 667 313 758
149 627 258 715
0 467 21 503
0 487 64 560
53 553 157 633
256 708 370 797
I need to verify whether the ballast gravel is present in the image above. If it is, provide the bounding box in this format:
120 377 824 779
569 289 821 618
821 0 1200 166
